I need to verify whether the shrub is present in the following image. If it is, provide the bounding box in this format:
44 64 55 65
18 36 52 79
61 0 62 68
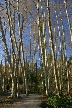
47 95 72 107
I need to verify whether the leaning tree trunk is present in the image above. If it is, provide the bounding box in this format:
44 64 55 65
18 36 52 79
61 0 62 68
47 0 59 95
42 11 48 96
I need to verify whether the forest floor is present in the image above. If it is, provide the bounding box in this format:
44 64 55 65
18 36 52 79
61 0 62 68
0 94 47 108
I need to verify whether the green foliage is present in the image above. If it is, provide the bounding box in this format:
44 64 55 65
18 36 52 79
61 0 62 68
28 72 40 93
47 95 72 107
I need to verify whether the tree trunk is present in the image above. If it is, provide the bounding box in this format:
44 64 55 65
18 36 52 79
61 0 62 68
47 0 59 95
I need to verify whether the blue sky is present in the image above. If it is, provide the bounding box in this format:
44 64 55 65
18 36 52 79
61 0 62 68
0 0 72 66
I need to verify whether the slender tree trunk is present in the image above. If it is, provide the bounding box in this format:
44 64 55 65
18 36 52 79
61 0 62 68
43 12 48 95
64 0 72 42
22 60 25 93
47 0 59 95
0 60 2 95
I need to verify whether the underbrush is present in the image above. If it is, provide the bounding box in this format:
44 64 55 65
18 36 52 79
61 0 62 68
47 95 72 108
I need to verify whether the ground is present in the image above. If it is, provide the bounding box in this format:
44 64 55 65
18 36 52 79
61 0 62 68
0 94 47 108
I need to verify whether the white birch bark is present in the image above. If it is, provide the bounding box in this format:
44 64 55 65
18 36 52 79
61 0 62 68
64 0 72 42
47 0 59 94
